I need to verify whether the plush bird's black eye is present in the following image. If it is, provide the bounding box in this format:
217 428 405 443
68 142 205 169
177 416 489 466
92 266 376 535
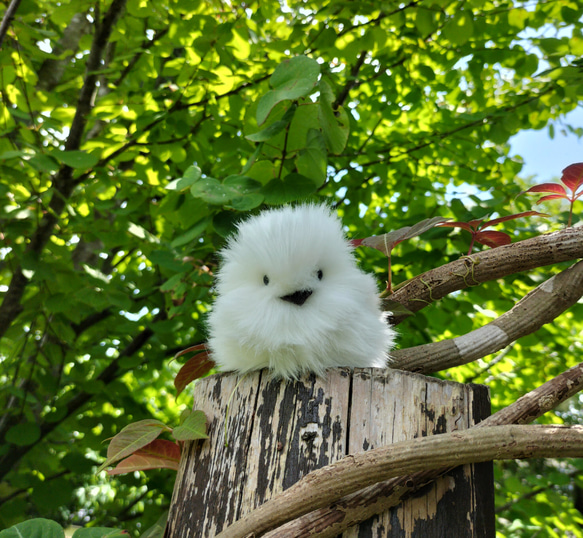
317 269 323 280
263 275 269 285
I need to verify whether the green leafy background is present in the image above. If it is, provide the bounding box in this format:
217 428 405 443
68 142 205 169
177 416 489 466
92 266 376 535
1 0 583 536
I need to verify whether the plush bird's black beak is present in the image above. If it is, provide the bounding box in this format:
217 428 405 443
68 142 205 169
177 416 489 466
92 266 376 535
280 289 312 306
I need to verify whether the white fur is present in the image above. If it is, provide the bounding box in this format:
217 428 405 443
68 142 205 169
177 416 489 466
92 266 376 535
207 204 396 379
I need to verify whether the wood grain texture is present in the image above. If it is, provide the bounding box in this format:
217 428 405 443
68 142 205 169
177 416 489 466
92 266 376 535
164 368 492 538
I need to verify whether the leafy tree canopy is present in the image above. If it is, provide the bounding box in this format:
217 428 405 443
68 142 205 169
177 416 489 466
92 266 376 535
1 0 583 535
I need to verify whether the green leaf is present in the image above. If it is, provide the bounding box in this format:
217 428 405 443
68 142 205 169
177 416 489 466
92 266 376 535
170 218 210 248
247 103 297 142
256 56 320 125
5 422 41 446
223 175 263 195
442 11 474 46
160 272 186 292
296 128 327 186
166 164 202 191
228 193 264 210
416 8 437 37
190 177 232 205
261 173 317 205
128 222 160 243
51 150 99 169
27 153 60 173
0 519 64 538
31 478 75 512
172 410 209 441
139 510 169 538
318 79 349 155
213 210 240 237
72 529 128 537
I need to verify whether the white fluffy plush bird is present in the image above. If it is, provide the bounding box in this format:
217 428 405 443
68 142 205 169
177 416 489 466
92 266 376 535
207 204 396 379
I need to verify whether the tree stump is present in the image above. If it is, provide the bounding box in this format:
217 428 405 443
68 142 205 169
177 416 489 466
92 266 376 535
165 368 494 537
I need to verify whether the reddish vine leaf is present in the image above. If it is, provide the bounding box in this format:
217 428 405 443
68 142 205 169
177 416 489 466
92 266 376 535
473 230 512 248
107 439 181 475
97 419 172 473
522 162 583 226
562 162 583 192
174 344 215 397
352 216 451 255
438 211 548 254
352 216 450 293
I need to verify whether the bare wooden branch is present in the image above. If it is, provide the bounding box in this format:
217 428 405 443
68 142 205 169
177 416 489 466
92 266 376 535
391 259 583 374
387 226 583 324
218 425 583 538
263 360 583 538
0 0 22 48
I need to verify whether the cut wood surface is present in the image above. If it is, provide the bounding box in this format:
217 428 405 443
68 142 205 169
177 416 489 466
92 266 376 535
164 368 491 537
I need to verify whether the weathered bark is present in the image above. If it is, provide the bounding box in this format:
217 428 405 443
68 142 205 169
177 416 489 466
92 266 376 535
165 368 492 538
391 259 583 374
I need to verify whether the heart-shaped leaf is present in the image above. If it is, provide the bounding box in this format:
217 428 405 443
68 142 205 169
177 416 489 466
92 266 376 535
256 56 320 125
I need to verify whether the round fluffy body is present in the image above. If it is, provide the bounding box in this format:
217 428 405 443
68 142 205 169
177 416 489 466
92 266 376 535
207 204 396 379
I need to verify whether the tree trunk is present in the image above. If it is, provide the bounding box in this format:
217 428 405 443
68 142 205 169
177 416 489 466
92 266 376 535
165 368 493 537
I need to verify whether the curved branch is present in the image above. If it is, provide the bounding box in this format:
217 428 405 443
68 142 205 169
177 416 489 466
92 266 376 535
387 225 583 324
218 425 583 538
391 258 583 374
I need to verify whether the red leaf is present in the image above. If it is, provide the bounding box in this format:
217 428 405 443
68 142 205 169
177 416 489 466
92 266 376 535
173 343 208 361
482 211 549 229
436 221 475 232
535 194 568 204
107 439 181 475
467 219 484 230
97 419 172 473
561 163 583 193
174 349 215 397
524 182 567 196
349 238 364 247
474 230 512 248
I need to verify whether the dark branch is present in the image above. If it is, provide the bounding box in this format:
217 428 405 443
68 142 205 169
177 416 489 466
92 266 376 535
0 0 22 49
